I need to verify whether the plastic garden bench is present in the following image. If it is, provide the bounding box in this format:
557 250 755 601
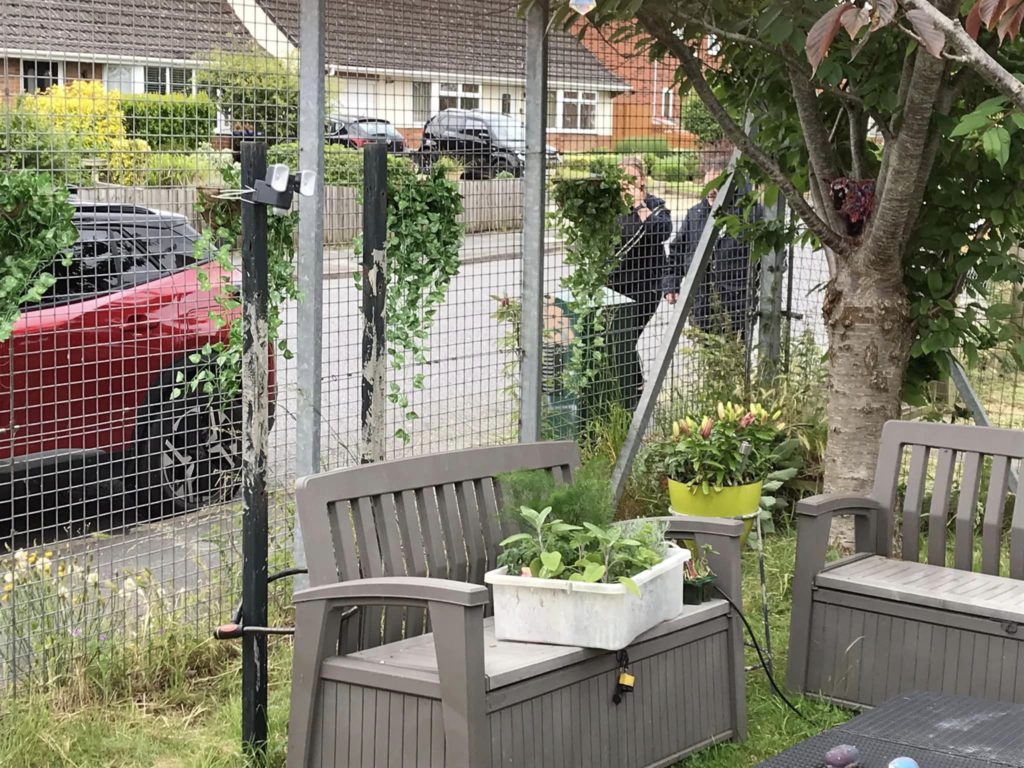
286 441 747 767
787 421 1024 708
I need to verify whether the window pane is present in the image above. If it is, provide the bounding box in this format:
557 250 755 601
439 95 458 111
462 83 480 94
583 92 597 101
563 102 579 130
461 96 480 111
144 66 166 94
580 103 596 130
412 81 431 122
170 68 191 94
23 60 59 94
546 92 557 129
563 91 578 100
501 93 512 115
440 82 458 93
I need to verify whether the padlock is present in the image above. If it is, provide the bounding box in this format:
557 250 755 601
618 671 635 692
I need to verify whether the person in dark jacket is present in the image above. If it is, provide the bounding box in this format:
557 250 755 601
665 169 761 338
605 156 674 411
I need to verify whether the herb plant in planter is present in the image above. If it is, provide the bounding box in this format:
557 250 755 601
650 402 796 545
485 508 690 650
683 545 716 605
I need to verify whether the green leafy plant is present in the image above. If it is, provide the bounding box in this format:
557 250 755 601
0 173 77 342
647 151 700 182
376 163 464 442
549 167 629 397
179 163 299 405
497 507 669 596
498 457 615 529
432 156 466 180
614 136 670 154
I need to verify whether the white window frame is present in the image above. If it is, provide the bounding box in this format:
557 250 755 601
143 66 196 96
660 87 675 120
411 81 432 123
438 82 480 111
21 60 62 94
551 89 599 133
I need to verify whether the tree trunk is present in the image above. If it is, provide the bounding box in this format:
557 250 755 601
822 247 915 548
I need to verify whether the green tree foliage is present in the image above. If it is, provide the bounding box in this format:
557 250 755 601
536 0 1024 498
196 48 299 142
120 93 218 151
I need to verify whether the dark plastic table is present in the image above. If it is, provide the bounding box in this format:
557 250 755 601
757 692 1024 767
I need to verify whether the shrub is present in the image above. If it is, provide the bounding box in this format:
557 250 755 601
268 143 415 187
120 93 217 151
13 81 152 185
647 151 700 182
141 146 235 187
681 97 725 145
614 135 670 154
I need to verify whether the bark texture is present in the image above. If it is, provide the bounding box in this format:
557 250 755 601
823 248 915 546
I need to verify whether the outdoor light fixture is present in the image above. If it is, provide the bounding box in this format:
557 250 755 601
251 164 319 214
569 0 596 15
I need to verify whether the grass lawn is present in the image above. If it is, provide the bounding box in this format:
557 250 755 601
0 532 855 768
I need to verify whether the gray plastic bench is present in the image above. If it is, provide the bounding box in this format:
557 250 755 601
787 421 1024 708
287 441 747 767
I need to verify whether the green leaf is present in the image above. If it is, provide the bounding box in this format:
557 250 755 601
499 533 534 547
540 551 562 572
950 112 992 137
618 577 641 597
580 563 607 582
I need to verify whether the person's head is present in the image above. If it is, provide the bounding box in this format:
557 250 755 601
619 155 647 205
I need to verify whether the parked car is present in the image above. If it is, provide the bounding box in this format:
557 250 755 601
326 116 406 152
415 109 561 179
0 199 272 531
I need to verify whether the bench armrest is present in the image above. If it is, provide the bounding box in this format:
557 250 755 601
648 514 744 610
797 494 884 519
293 576 489 608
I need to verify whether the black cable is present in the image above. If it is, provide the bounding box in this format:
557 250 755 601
712 584 810 723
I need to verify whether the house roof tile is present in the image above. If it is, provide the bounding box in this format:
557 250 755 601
257 0 627 89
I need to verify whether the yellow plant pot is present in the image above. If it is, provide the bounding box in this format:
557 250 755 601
668 479 763 547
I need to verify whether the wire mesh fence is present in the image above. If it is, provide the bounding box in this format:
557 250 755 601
1 0 1020 690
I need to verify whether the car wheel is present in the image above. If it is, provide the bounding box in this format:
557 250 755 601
135 364 244 513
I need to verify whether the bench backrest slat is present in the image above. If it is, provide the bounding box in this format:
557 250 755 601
296 441 581 651
872 421 1024 578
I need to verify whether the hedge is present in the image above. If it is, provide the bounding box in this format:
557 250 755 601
648 151 700 182
614 136 670 154
121 93 218 151
268 143 415 187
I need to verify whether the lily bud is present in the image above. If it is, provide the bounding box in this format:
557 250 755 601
700 417 714 439
739 412 757 428
672 421 681 438
716 402 726 419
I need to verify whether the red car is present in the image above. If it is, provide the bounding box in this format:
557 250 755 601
0 201 269 535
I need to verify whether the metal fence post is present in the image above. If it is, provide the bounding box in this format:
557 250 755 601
240 141 270 762
294 0 326 587
520 0 548 444
361 143 388 463
757 199 786 381
611 161 741 507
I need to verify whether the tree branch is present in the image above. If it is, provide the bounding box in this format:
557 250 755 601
866 34 949 263
847 105 869 179
900 0 1024 113
635 9 852 255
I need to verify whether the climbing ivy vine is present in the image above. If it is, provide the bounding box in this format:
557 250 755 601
355 163 464 443
0 173 77 342
549 167 629 397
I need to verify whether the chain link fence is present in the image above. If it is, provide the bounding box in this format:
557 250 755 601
0 0 1017 688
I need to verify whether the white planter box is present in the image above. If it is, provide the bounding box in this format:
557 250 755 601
484 543 690 651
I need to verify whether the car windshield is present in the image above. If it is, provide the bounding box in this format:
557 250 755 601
488 115 526 144
351 120 401 138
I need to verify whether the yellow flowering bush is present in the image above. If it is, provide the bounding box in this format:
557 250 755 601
16 80 152 184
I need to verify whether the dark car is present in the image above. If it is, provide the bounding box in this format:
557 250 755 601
415 109 561 179
0 199 273 536
327 116 406 152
